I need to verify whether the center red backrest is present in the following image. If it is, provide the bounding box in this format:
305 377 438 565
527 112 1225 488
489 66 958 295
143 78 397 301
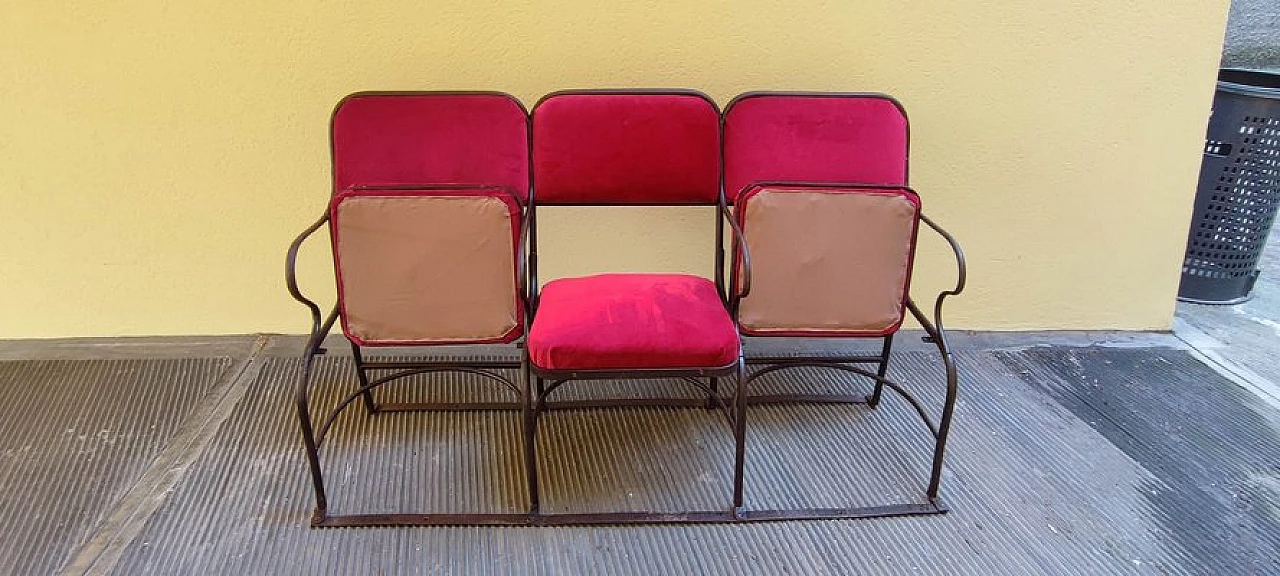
723 94 909 199
532 92 721 205
331 92 530 201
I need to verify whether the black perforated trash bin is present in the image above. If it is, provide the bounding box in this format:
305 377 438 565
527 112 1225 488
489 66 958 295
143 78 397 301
1179 69 1280 304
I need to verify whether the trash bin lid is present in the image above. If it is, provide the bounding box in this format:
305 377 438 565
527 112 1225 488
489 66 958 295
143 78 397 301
1218 69 1280 99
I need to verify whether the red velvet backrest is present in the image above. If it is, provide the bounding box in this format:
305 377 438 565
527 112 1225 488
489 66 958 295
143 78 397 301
331 92 530 201
532 91 721 205
723 93 908 199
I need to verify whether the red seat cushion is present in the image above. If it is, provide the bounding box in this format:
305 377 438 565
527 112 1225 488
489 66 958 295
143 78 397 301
528 274 740 371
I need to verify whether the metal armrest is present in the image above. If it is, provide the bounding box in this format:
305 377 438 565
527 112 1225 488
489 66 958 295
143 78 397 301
920 213 966 298
719 200 752 300
907 212 967 351
285 210 331 338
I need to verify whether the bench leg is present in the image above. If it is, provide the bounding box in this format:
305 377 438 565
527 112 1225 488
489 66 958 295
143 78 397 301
927 348 959 501
867 334 895 408
522 353 541 514
732 357 749 514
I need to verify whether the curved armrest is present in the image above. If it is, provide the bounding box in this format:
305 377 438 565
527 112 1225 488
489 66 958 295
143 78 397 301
285 210 331 338
907 212 966 352
920 213 966 299
718 201 752 300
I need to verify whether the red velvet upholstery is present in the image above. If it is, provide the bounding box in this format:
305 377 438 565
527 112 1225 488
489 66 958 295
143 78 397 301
532 92 721 204
528 274 739 371
723 94 908 199
332 93 530 200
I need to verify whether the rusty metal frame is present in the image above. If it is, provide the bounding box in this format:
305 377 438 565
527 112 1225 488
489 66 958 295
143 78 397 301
286 89 966 527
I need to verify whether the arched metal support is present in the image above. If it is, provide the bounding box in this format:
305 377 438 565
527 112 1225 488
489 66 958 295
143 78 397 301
314 366 521 447
742 361 941 437
520 375 741 414
538 378 570 400
530 374 735 427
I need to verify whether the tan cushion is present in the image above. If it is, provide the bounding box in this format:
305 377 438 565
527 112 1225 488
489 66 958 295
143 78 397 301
737 186 920 335
332 191 520 345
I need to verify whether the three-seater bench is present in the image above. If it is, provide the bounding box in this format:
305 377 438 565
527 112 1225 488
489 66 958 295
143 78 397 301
286 89 966 527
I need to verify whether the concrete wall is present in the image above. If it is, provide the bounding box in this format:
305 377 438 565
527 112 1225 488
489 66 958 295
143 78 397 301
0 1 1230 338
1224 0 1280 69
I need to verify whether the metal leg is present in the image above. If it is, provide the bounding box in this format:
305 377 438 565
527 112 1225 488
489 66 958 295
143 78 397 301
867 334 894 408
706 377 719 409
296 351 328 525
522 353 540 514
295 307 338 526
732 358 749 515
927 351 959 500
349 341 377 414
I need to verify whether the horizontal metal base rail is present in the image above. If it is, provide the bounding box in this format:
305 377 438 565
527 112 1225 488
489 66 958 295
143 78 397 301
746 355 883 365
313 500 947 528
373 394 869 413
360 360 521 370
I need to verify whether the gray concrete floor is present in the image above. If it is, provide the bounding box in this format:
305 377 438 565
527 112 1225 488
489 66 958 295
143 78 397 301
0 325 1277 575
1175 218 1280 408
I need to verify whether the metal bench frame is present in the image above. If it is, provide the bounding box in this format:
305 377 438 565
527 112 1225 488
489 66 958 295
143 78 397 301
285 90 966 527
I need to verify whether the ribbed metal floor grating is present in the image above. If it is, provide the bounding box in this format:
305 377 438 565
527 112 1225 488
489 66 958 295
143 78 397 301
0 358 234 576
4 346 1277 574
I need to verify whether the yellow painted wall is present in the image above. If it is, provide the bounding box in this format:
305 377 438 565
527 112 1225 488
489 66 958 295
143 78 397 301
0 1 1229 338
